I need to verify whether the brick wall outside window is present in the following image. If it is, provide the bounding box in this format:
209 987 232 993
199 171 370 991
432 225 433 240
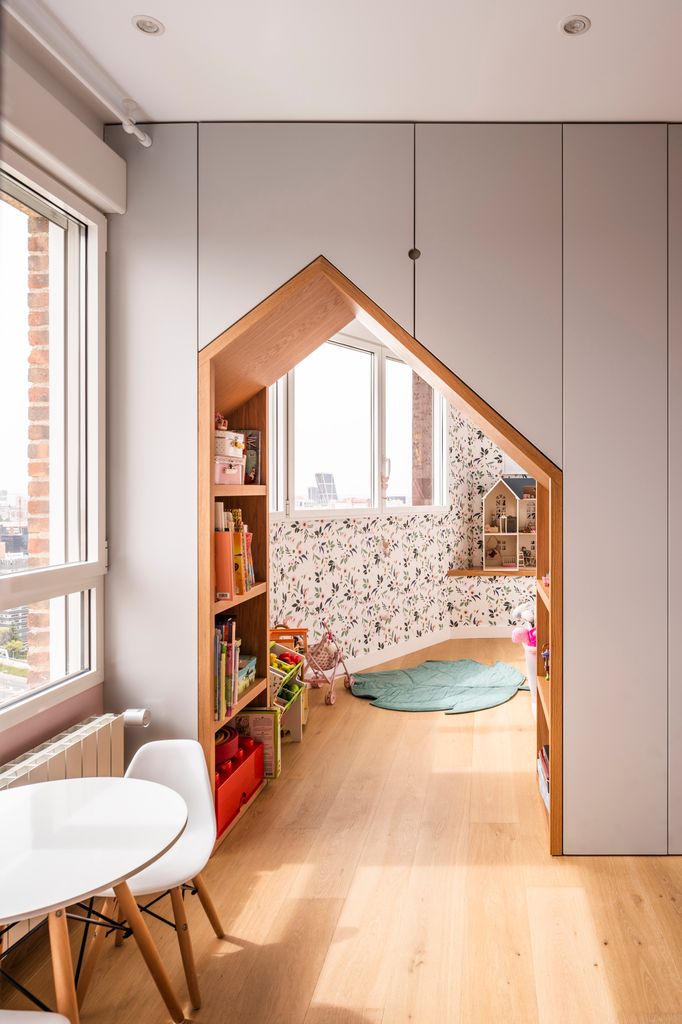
26 213 50 687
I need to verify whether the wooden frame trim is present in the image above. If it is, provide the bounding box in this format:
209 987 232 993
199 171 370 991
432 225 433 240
198 254 563 853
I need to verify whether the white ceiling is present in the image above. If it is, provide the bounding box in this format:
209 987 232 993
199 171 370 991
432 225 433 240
18 0 682 122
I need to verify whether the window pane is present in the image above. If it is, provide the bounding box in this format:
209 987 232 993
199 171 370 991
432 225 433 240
0 589 92 711
385 358 434 507
0 181 86 578
293 342 374 510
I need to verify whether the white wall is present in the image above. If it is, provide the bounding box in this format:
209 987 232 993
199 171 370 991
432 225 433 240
104 124 197 758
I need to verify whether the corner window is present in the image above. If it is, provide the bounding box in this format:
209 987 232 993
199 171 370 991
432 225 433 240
0 170 104 717
270 333 447 517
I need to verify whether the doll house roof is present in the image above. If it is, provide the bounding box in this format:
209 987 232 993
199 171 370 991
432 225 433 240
483 477 520 502
501 474 536 499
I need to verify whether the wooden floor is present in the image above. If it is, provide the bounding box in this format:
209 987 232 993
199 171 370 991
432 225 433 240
4 638 682 1023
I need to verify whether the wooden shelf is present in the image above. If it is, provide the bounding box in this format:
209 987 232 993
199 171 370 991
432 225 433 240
214 581 267 615
448 567 537 577
213 676 269 732
537 673 550 721
214 484 267 497
536 579 551 610
214 780 267 850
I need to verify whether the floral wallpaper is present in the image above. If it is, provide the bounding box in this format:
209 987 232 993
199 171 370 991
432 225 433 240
269 408 535 658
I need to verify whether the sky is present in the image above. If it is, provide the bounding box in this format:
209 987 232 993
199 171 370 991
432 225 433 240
293 338 414 506
0 199 29 499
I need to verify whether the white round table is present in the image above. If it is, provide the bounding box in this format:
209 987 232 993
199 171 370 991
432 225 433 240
0 777 188 1024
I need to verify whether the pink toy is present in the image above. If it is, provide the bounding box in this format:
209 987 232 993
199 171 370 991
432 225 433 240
511 626 530 645
527 626 537 648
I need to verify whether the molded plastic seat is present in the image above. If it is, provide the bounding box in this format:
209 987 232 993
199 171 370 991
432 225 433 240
101 738 217 896
78 740 223 1012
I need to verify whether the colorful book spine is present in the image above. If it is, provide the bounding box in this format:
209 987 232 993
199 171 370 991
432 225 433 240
233 529 248 594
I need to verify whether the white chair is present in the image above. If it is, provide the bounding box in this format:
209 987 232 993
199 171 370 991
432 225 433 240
77 739 224 1011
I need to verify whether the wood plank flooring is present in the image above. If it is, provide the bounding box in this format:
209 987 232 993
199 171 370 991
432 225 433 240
3 638 682 1023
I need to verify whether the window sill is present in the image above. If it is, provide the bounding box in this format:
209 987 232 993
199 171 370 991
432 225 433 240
272 505 449 524
0 668 103 735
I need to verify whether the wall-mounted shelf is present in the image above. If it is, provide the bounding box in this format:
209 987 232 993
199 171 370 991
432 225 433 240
447 567 536 578
214 581 268 615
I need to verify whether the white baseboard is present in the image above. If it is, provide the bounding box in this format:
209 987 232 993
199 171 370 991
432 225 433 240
345 625 512 673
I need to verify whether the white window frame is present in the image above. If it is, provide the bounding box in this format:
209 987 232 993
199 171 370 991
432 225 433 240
272 336 448 521
0 146 106 732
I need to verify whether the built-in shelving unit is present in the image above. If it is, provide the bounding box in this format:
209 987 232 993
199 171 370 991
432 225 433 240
199 348 271 845
534 481 562 854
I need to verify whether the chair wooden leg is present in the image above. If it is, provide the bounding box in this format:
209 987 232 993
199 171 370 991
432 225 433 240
170 887 201 1010
76 896 115 1008
114 899 126 947
192 872 224 938
48 908 80 1024
114 881 185 1024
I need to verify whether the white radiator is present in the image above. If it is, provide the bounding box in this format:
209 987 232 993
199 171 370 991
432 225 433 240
0 713 125 955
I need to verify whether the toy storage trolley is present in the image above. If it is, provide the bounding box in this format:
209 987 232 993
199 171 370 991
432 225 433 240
305 620 354 705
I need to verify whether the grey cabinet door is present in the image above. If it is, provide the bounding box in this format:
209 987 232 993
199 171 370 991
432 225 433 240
669 125 682 853
198 123 413 348
415 124 562 467
563 124 668 854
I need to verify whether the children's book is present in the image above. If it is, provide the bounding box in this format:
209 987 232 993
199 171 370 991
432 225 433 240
215 530 235 600
233 529 248 594
233 429 261 485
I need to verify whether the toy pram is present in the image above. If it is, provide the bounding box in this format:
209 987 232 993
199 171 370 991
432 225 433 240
304 620 354 705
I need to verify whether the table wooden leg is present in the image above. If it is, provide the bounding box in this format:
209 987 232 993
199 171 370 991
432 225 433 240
77 896 115 1007
192 872 224 938
170 886 201 1010
48 908 80 1024
114 881 185 1023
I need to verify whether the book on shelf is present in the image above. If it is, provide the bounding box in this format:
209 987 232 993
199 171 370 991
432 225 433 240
231 428 261 485
538 744 550 786
214 615 241 720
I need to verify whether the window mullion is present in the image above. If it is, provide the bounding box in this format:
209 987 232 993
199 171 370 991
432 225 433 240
377 348 385 513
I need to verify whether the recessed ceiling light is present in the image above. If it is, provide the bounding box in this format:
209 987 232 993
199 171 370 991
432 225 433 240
560 15 591 35
132 15 165 35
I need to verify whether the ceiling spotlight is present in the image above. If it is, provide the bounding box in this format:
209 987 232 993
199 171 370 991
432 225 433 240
132 15 165 35
561 15 591 35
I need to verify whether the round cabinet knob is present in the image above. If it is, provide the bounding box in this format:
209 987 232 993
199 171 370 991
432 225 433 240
408 248 421 261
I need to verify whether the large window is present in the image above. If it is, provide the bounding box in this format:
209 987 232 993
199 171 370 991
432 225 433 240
0 168 104 719
270 334 447 516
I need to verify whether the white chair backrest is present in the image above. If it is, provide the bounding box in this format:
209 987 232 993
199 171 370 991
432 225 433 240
126 739 216 846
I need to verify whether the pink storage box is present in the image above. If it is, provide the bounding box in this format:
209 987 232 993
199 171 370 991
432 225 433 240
215 455 245 486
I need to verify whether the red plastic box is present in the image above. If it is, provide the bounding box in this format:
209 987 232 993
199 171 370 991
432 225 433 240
215 737 264 835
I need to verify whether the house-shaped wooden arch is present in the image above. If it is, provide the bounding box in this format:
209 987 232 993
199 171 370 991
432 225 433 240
198 256 563 854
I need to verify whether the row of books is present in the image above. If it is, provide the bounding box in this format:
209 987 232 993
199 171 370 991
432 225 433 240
214 616 241 721
214 504 256 600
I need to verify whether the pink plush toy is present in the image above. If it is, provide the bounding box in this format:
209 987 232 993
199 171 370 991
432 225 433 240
527 626 537 648
511 626 530 645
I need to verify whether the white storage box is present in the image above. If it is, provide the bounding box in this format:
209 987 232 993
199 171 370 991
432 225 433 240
215 430 245 458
